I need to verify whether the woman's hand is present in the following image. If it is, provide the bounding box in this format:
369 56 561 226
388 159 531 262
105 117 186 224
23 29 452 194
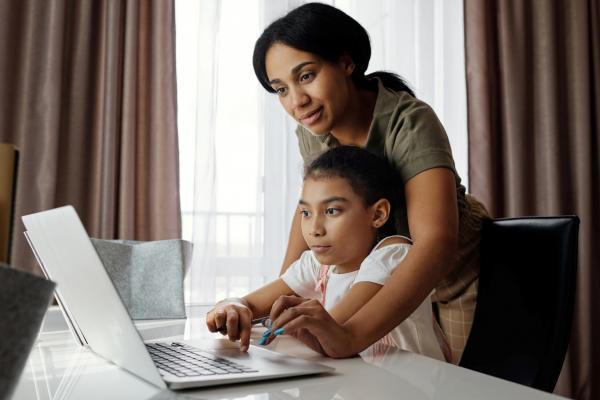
266 295 357 358
206 298 253 352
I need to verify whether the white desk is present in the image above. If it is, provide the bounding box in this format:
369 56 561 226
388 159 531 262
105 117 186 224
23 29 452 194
13 306 566 400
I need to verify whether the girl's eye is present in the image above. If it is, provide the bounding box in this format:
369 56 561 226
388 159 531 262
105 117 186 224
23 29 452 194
300 72 314 82
299 209 311 217
275 87 287 96
325 208 340 215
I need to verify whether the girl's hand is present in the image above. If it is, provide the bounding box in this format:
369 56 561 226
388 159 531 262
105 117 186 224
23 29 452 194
267 296 357 358
206 298 253 352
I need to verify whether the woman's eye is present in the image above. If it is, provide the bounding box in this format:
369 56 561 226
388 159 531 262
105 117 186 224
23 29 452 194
299 209 310 217
300 72 314 82
325 208 340 215
275 87 287 96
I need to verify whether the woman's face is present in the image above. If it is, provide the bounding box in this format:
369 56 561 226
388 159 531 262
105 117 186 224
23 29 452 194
265 43 355 135
299 176 379 273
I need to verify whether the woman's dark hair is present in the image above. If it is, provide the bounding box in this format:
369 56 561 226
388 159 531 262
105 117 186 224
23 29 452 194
253 2 415 97
304 146 399 239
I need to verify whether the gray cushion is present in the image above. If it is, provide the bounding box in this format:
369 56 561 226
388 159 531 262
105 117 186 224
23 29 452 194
0 264 55 400
91 239 192 319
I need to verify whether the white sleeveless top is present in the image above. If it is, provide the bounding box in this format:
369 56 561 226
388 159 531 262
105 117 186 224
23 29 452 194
281 237 446 361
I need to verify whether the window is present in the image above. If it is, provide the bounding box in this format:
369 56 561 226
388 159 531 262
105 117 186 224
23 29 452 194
176 0 271 303
175 0 468 304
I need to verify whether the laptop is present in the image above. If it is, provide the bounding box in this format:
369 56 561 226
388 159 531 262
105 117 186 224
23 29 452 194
22 206 333 390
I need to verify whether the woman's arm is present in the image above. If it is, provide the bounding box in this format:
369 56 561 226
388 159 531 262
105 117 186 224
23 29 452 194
344 167 458 351
328 236 412 323
269 167 458 357
328 282 382 324
279 208 309 275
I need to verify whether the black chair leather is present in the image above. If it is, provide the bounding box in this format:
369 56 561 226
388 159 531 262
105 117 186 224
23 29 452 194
459 216 579 392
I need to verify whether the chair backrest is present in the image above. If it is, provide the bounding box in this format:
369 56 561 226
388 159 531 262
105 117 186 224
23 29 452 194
459 216 579 392
0 144 19 263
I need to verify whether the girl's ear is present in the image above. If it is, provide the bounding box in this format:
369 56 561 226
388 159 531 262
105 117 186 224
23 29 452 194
371 199 391 229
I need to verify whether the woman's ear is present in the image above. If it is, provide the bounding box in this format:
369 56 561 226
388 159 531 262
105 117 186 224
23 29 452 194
371 199 391 229
339 53 355 77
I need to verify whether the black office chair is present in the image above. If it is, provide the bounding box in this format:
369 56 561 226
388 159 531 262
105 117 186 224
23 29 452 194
459 216 579 392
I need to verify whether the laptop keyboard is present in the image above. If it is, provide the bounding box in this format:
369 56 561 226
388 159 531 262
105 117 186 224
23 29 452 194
146 342 258 378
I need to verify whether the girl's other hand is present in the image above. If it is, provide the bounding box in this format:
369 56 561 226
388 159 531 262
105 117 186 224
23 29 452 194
206 298 253 352
267 296 356 358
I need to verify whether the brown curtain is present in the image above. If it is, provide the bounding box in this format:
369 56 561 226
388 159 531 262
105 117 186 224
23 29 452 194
0 0 181 273
465 0 599 399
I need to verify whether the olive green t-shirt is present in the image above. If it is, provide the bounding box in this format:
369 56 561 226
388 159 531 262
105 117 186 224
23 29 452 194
295 79 468 238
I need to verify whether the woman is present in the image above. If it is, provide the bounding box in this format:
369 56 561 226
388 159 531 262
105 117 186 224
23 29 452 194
213 2 488 363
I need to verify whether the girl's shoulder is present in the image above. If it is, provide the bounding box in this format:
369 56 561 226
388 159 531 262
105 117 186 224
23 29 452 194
374 235 412 250
299 249 322 268
365 235 412 265
357 236 412 277
283 250 323 283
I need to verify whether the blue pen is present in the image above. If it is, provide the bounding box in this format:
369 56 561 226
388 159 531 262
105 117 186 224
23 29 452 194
259 327 285 346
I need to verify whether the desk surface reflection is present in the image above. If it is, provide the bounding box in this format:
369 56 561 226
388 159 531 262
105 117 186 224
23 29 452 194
12 306 566 400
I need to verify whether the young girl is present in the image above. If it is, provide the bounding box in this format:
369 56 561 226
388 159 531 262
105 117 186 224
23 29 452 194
251 2 489 362
207 146 446 361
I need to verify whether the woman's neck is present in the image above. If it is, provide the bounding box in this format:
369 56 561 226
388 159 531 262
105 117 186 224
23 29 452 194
330 85 377 147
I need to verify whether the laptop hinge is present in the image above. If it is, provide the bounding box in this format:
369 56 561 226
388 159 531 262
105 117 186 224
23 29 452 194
24 231 88 346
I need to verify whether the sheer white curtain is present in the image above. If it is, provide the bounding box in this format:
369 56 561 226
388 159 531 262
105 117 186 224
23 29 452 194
176 0 467 305
177 0 266 305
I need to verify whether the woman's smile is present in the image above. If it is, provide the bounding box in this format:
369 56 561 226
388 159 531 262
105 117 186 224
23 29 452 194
299 107 323 126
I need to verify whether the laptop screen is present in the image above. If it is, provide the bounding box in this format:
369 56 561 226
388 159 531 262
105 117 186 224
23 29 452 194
23 206 165 389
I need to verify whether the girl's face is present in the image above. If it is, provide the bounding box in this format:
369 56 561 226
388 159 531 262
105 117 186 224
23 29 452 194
299 176 386 273
265 43 355 135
